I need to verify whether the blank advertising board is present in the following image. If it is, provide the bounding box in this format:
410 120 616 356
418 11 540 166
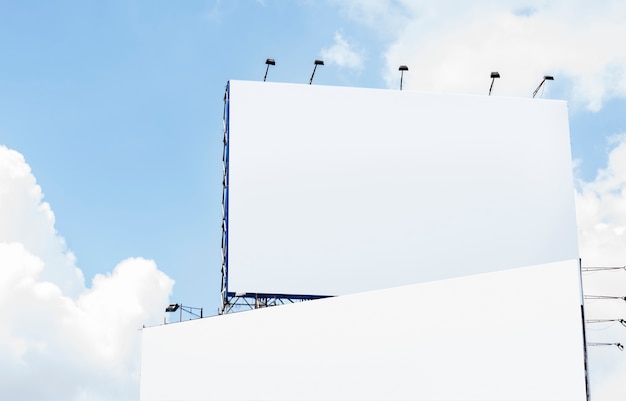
225 81 578 296
140 259 586 401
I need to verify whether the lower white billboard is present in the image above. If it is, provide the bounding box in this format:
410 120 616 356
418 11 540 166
141 259 586 401
225 81 579 296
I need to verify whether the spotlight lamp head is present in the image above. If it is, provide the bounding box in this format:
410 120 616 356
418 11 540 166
532 74 555 98
165 303 180 312
584 295 626 302
582 265 626 272
488 71 500 96
586 318 626 328
588 342 625 350
309 59 325 84
263 58 276 82
399 65 409 90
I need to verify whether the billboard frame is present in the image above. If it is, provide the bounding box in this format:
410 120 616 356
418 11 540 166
220 79 580 311
220 81 330 314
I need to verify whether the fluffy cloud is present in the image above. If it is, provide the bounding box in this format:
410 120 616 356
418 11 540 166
0 146 174 401
577 134 626 289
576 135 626 401
337 0 626 111
333 0 411 39
321 32 365 70
0 147 85 298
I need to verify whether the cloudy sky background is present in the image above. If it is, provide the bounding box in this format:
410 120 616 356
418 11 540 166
1 0 626 399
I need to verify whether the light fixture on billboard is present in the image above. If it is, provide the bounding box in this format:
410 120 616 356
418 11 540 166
584 295 626 302
532 75 554 98
399 65 408 90
264 58 276 82
588 342 624 351
581 265 626 272
586 319 626 328
309 59 324 85
165 303 203 322
488 72 500 96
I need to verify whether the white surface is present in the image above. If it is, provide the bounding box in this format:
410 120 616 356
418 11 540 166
227 81 579 295
140 259 586 401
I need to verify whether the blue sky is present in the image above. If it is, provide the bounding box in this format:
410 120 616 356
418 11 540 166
2 1 626 400
1 0 625 310
0 1 397 313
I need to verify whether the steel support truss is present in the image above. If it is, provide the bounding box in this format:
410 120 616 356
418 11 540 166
221 292 330 314
220 83 230 314
219 82 331 315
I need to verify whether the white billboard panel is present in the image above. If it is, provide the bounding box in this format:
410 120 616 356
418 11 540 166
141 259 586 401
226 81 578 296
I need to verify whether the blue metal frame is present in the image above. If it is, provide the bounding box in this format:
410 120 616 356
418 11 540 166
220 82 231 312
226 292 330 301
220 81 331 314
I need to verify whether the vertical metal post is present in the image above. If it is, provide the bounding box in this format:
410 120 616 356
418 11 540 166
579 259 591 401
309 64 318 85
488 72 500 96
263 59 275 82
398 66 408 90
264 64 270 82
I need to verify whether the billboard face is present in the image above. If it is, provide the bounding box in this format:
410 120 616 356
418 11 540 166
141 259 586 401
226 81 578 296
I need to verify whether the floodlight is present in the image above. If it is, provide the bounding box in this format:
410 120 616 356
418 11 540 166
586 319 626 328
309 59 324 85
488 72 500 96
263 58 276 82
588 342 624 351
532 75 555 98
165 303 203 322
399 65 408 90
582 265 626 272
584 295 626 302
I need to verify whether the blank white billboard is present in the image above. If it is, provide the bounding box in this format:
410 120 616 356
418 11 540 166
226 81 579 296
140 259 586 401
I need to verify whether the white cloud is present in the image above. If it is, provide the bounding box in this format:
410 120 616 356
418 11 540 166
0 146 174 401
331 0 412 39
321 32 365 70
577 134 626 268
0 147 85 298
337 0 626 111
576 135 626 401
